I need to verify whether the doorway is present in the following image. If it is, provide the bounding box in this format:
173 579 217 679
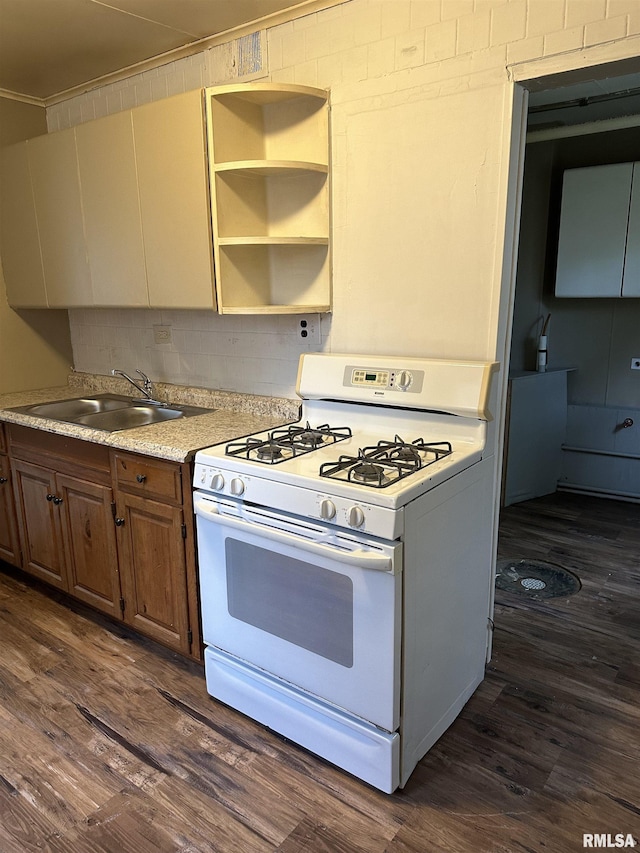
502 60 640 509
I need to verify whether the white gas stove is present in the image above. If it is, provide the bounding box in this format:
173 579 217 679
194 355 494 539
194 354 499 792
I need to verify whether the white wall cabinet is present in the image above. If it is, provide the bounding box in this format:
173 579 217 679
1 90 214 310
205 83 331 314
1 85 330 313
133 89 215 309
555 161 640 298
28 128 93 307
75 110 148 307
0 142 47 307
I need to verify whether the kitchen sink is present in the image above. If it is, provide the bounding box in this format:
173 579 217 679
22 394 137 420
9 394 213 431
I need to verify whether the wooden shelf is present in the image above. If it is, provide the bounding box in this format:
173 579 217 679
218 236 329 246
214 160 328 177
219 304 331 315
206 83 331 315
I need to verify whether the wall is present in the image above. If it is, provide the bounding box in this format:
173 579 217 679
46 0 640 414
0 98 73 393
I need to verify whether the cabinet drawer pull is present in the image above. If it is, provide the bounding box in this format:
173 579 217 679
52 496 63 505
46 493 55 501
0 477 7 484
114 517 125 526
136 474 147 483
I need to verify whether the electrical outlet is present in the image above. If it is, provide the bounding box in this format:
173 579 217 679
299 317 321 344
153 325 172 345
631 358 640 370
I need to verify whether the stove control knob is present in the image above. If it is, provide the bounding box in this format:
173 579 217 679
347 505 365 529
230 477 245 496
319 499 336 520
396 370 412 391
210 472 225 491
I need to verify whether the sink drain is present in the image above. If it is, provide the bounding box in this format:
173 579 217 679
496 559 581 599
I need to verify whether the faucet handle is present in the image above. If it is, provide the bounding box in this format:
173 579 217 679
136 369 154 395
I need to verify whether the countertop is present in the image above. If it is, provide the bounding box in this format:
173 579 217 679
0 374 301 463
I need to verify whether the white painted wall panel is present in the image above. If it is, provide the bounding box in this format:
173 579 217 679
330 83 505 361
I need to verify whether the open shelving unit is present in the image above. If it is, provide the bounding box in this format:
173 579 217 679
205 83 330 314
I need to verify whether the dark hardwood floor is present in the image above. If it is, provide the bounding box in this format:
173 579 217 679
0 492 638 852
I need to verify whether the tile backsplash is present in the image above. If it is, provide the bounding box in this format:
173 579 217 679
69 308 330 399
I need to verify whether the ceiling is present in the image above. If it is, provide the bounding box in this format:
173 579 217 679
0 0 322 103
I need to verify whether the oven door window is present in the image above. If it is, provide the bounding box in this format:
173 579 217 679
226 539 354 667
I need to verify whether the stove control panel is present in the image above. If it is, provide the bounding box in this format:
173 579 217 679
194 463 403 540
345 365 424 394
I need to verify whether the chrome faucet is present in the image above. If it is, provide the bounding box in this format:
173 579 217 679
112 368 158 402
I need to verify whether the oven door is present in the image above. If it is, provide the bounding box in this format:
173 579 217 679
194 492 402 732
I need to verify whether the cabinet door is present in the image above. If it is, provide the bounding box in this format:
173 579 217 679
75 111 149 307
555 162 633 297
133 90 215 309
0 142 48 307
11 459 68 588
57 473 121 618
623 162 640 297
0 455 21 567
27 128 93 307
115 491 190 654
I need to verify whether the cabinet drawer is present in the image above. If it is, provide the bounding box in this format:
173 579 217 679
111 451 182 504
0 424 5 454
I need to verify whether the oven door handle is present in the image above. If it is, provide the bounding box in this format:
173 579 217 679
194 497 395 572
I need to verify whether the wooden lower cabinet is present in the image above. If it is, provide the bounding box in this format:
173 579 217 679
0 434 21 567
6 425 201 659
11 459 69 589
58 473 121 618
111 449 199 657
115 491 190 654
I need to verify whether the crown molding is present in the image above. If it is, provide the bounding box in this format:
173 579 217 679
0 88 45 107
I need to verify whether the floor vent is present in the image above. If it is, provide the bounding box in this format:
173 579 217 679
496 559 581 599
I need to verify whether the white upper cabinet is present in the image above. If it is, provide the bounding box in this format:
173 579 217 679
205 83 331 314
28 128 93 307
0 141 47 307
76 111 148 307
133 89 215 309
2 91 214 310
1 85 330 313
555 162 639 298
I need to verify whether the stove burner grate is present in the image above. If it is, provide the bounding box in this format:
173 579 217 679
319 436 453 488
271 422 352 450
226 422 352 464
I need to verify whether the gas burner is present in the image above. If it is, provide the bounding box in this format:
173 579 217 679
377 435 453 464
225 436 291 464
257 442 286 462
351 461 387 485
297 429 329 448
389 444 421 464
226 422 352 464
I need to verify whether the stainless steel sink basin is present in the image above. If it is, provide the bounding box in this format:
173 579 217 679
22 394 136 420
9 394 213 431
